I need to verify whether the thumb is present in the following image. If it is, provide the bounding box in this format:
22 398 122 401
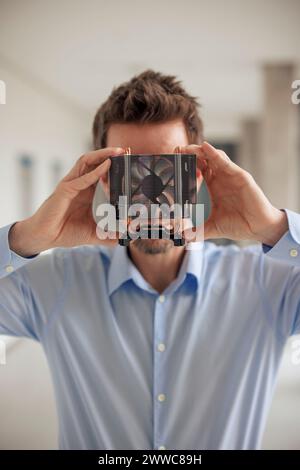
183 217 219 243
203 218 219 240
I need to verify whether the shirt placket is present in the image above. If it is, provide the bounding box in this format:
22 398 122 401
153 293 168 450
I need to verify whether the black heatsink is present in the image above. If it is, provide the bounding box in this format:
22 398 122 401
109 153 196 245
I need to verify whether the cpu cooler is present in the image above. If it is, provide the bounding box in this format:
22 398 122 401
109 148 197 246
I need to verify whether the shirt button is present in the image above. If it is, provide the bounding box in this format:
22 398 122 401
290 248 298 257
157 343 166 352
158 295 165 303
158 445 166 450
5 265 14 273
157 393 166 402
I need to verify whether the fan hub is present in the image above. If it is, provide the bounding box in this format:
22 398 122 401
141 174 163 200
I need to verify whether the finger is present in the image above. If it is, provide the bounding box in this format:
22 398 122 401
173 145 206 174
94 225 120 245
63 147 124 181
176 144 203 156
201 142 244 176
59 159 111 198
201 142 231 166
180 142 241 176
95 217 126 244
84 146 125 166
183 218 219 242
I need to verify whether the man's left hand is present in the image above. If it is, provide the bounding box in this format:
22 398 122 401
179 141 288 246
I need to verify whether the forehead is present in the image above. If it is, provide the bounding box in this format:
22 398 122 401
106 119 188 153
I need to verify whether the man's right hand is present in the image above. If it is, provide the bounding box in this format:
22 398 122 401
9 147 125 257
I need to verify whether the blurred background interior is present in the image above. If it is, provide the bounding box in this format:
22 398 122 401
0 0 300 449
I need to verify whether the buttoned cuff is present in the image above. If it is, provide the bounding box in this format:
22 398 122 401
262 209 300 265
0 223 38 277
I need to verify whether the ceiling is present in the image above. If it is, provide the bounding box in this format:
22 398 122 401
0 0 299 138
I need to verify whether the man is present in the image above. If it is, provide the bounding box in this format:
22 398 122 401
0 70 299 450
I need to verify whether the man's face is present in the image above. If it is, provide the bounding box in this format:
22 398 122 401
106 119 202 254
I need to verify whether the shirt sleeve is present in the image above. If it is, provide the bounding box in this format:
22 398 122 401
259 209 300 337
0 224 66 341
262 209 300 266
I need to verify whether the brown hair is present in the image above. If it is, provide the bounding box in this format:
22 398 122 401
92 69 203 149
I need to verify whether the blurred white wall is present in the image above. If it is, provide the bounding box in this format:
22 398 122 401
0 340 57 449
0 59 89 449
0 60 90 226
262 337 300 450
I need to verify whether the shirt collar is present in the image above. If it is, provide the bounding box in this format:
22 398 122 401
107 242 204 296
107 245 133 296
167 241 203 294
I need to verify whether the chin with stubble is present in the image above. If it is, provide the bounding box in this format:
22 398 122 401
132 238 174 254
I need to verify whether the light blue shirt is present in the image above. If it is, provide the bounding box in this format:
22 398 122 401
1 209 300 450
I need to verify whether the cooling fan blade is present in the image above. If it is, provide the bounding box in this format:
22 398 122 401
153 156 175 206
130 155 175 207
131 157 152 205
154 157 174 186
